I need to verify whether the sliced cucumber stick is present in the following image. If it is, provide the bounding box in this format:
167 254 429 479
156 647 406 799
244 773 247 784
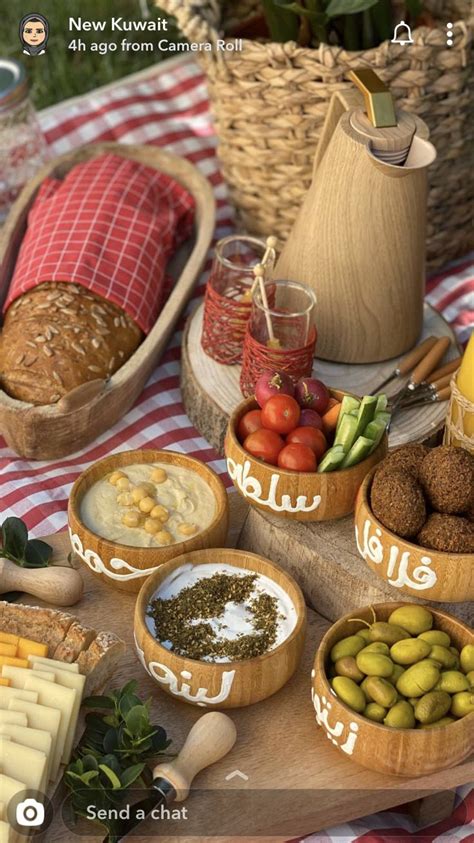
318 445 345 473
334 414 358 453
341 436 374 468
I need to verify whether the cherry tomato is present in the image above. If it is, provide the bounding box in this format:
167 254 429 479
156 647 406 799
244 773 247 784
286 426 327 459
261 394 300 435
244 429 285 466
238 409 263 442
277 443 317 472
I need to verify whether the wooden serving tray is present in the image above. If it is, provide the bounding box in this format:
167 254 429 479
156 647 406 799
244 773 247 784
15 498 472 843
0 143 215 459
181 301 460 455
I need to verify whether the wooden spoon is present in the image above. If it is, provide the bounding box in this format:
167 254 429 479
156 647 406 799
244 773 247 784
0 558 83 606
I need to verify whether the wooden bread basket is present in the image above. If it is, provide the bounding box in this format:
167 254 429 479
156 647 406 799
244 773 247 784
0 143 215 459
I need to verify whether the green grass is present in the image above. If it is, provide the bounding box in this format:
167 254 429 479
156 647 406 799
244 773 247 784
2 0 182 110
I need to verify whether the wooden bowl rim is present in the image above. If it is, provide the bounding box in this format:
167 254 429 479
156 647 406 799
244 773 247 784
135 546 307 668
358 467 474 563
68 448 228 557
227 394 387 481
313 600 474 736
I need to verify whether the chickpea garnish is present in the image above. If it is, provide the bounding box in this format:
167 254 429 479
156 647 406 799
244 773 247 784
116 477 130 491
117 492 133 507
122 510 141 528
155 530 173 545
131 486 147 504
139 496 155 514
144 518 160 535
151 467 167 484
109 470 125 486
178 523 198 537
151 504 169 522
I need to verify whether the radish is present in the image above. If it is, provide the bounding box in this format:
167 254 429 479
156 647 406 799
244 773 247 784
254 370 295 408
299 408 323 430
295 378 330 414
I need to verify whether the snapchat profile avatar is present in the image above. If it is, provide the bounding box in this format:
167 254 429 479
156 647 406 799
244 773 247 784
19 13 49 55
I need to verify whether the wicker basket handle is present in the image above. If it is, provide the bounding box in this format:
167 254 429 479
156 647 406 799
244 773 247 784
157 0 221 52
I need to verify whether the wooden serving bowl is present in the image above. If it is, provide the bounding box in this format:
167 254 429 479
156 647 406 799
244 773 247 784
312 602 473 777
68 449 229 594
134 547 306 708
355 468 474 603
224 393 388 521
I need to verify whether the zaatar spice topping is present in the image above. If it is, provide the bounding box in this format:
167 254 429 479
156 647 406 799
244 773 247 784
147 572 284 661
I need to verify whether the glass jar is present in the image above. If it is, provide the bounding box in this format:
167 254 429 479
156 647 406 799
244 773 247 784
0 59 49 223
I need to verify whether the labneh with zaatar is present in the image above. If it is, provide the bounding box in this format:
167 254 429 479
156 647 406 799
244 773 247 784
146 563 298 662
80 463 216 547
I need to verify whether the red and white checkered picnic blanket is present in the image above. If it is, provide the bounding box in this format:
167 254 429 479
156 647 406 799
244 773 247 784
0 55 472 841
5 152 195 333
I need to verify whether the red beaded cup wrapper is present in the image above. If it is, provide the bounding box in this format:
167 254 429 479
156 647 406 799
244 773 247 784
240 324 317 397
201 282 252 365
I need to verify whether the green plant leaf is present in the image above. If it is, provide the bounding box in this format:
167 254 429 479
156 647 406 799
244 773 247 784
83 696 115 710
98 764 122 790
406 0 423 18
2 518 28 560
24 539 53 567
125 705 149 735
120 763 146 789
326 0 378 16
261 0 300 41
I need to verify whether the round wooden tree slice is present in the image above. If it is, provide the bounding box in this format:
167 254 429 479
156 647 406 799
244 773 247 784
181 301 459 455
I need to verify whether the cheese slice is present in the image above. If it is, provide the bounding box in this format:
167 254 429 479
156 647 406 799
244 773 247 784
0 736 47 794
23 676 76 767
0 771 27 808
0 645 16 659
16 639 48 661
0 658 28 669
7 699 61 781
31 665 84 762
0 688 38 709
0 725 53 784
1 666 55 689
0 634 18 646
27 655 79 674
0 680 9 688
0 712 27 727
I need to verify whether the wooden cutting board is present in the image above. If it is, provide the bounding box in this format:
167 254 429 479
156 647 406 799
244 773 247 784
16 498 472 843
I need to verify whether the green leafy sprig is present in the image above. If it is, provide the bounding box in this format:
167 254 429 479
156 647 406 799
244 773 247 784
0 517 52 568
65 681 172 839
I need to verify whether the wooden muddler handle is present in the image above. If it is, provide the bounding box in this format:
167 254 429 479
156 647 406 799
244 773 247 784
0 558 84 606
409 337 451 386
429 373 453 392
435 385 451 402
397 336 437 376
152 712 237 802
427 356 462 383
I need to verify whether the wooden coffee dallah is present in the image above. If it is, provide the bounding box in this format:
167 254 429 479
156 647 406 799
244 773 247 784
276 69 437 364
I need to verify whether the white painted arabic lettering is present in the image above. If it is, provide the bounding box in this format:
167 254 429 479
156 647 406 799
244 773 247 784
227 457 321 513
355 519 437 591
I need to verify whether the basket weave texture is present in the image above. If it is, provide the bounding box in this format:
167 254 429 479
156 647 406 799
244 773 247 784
158 0 473 269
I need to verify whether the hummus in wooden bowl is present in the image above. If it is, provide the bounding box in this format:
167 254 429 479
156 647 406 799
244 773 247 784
68 449 229 593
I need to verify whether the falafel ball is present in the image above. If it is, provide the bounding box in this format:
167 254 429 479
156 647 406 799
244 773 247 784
371 469 426 538
375 443 429 480
418 513 474 553
419 446 474 514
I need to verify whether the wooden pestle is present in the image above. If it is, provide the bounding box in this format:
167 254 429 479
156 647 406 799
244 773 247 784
0 557 84 605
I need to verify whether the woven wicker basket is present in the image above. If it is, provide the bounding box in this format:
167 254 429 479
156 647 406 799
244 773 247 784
157 0 472 269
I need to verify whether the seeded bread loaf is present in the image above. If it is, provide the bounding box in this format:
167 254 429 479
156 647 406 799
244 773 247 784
0 282 143 405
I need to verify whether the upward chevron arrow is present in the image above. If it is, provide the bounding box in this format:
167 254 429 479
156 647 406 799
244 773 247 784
225 770 249 781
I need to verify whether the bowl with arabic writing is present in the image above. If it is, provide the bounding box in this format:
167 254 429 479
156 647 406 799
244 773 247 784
355 467 474 603
68 448 229 594
312 602 473 776
134 547 306 708
224 394 387 521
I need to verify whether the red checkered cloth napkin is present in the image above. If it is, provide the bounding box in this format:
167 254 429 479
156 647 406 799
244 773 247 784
4 152 195 334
